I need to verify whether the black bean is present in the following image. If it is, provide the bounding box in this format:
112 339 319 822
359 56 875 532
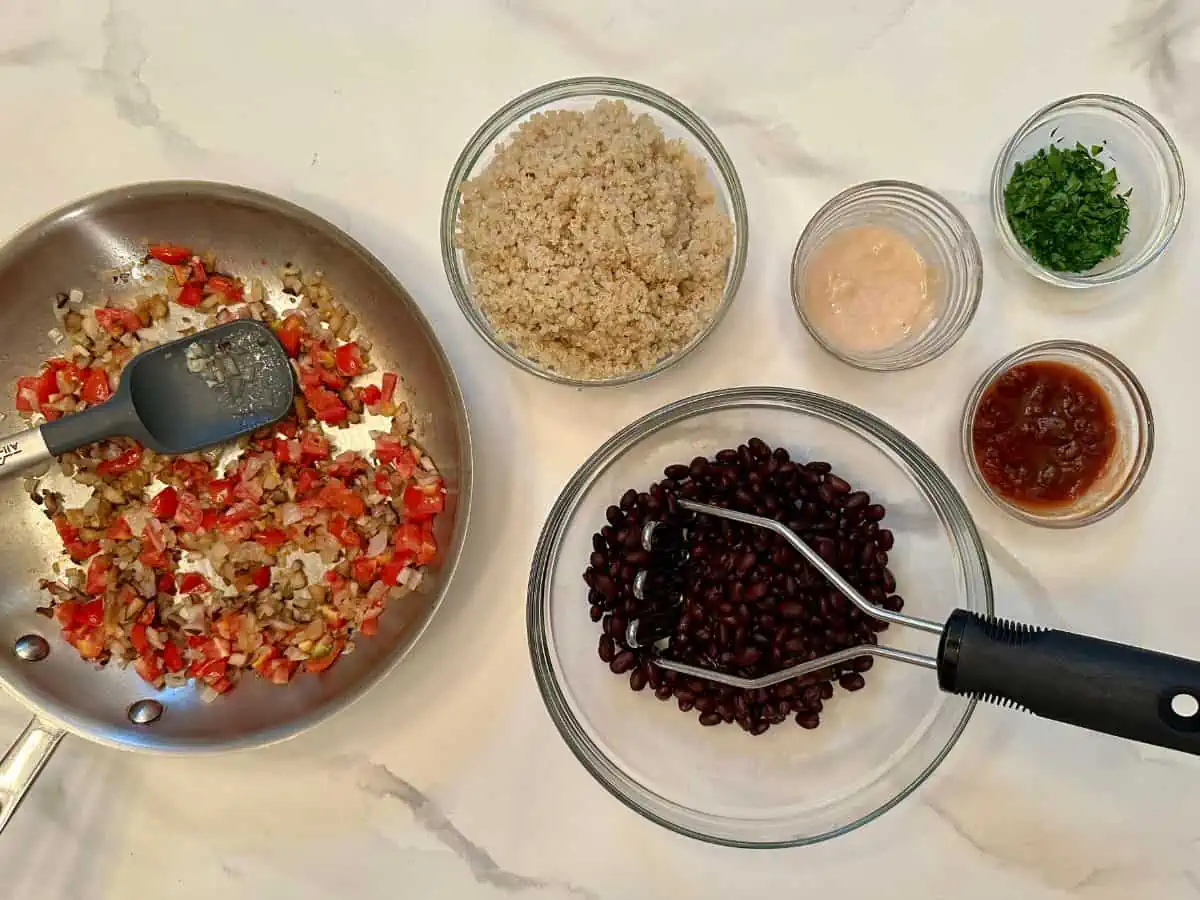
585 438 899 735
825 474 851 494
844 490 869 511
610 651 637 674
839 672 866 691
598 635 615 662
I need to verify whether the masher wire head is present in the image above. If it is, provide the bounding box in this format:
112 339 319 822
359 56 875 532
628 500 944 690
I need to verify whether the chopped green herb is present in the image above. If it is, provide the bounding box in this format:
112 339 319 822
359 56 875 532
1004 141 1130 273
1090 144 1104 155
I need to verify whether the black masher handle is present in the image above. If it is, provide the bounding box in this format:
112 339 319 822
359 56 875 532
937 609 1200 755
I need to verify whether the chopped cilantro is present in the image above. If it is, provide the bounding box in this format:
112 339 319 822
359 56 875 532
1004 141 1130 272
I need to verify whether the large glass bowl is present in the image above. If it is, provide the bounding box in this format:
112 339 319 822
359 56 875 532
441 76 748 386
527 388 994 847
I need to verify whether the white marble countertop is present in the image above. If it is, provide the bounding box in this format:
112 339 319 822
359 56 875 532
2 0 1200 897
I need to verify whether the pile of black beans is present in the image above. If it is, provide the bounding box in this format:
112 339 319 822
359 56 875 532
583 437 904 735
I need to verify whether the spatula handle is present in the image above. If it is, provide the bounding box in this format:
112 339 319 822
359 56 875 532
0 428 52 479
938 609 1200 755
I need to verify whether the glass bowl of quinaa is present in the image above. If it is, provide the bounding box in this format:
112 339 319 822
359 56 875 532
991 93 1185 287
528 387 994 847
962 341 1154 528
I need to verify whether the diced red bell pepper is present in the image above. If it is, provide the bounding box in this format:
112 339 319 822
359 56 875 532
178 572 210 594
333 342 365 377
190 658 227 681
85 555 111 596
130 623 150 654
276 316 306 358
250 565 272 591
358 384 382 407
264 657 296 685
351 556 379 587
359 615 380 636
402 479 445 520
81 367 113 404
67 539 102 562
295 468 320 497
175 282 204 307
148 244 192 265
73 596 105 629
299 430 330 461
304 385 348 424
373 435 416 474
217 500 258 528
380 372 398 405
148 486 179 520
94 307 143 336
380 558 408 586
97 445 143 476
394 520 437 566
305 640 344 673
205 274 243 302
206 478 234 507
162 641 185 672
326 514 362 549
253 528 288 550
53 515 78 544
318 480 366 518
157 572 176 595
14 376 40 412
105 516 133 541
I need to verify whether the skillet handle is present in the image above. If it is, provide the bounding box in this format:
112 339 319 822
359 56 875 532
938 609 1200 755
0 716 65 834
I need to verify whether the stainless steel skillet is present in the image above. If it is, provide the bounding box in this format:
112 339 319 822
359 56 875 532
0 182 473 833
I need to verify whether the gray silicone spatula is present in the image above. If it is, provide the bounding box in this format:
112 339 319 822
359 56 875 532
0 319 294 479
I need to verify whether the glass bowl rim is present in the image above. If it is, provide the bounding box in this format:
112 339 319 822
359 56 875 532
988 92 1186 289
527 385 995 848
789 179 984 372
959 339 1156 529
440 75 749 387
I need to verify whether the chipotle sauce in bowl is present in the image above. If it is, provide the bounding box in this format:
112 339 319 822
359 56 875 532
971 360 1116 508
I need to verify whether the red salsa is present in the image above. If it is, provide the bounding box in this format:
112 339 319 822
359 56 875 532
972 360 1115 508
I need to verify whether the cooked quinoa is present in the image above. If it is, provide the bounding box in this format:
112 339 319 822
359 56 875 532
456 99 734 380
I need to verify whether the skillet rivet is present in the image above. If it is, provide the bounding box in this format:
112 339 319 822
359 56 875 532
13 634 50 662
128 700 164 725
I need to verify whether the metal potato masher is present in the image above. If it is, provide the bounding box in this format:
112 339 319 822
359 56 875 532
626 499 1200 755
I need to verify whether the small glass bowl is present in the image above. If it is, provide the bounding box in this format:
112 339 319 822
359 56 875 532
528 387 994 847
791 181 983 371
961 341 1154 528
990 94 1185 288
440 76 748 387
